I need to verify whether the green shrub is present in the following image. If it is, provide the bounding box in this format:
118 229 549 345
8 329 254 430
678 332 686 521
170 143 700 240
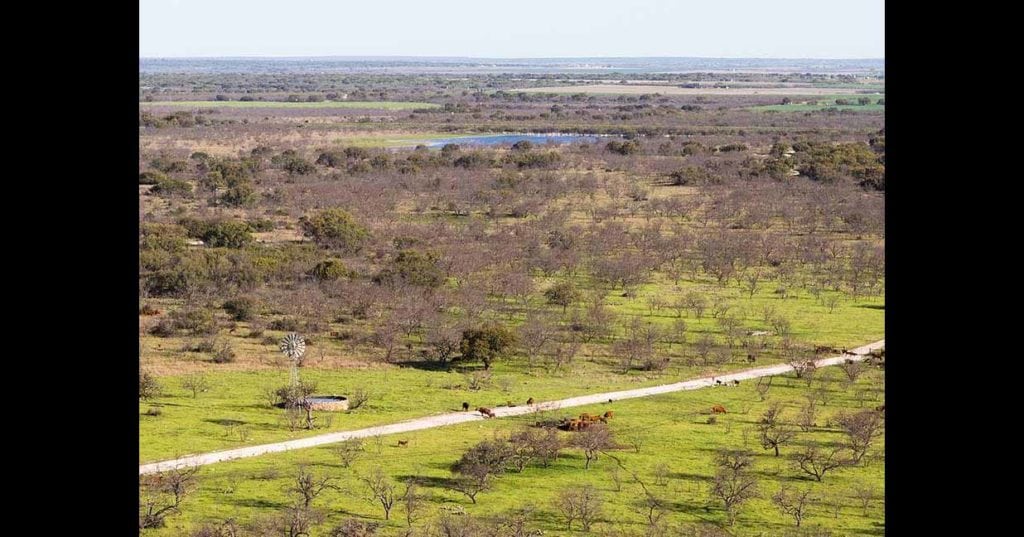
177 218 253 248
202 220 253 248
300 208 369 252
151 179 193 198
172 307 217 335
373 249 444 288
453 151 492 169
309 259 355 281
223 297 257 321
139 170 167 185
248 218 275 232
148 317 177 337
212 341 236 363
150 156 189 173
544 281 581 311
140 223 187 252
669 166 715 186
269 317 302 331
139 370 162 400
459 323 516 369
606 140 641 155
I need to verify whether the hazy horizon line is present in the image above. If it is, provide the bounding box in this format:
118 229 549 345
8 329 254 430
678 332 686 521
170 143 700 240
140 55 884 61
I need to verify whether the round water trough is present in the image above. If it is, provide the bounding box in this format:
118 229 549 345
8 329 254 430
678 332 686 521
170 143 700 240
306 395 349 411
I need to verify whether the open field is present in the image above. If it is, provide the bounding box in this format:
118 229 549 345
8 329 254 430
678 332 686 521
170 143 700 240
140 101 440 110
140 268 882 462
145 365 885 536
750 95 885 113
512 84 881 96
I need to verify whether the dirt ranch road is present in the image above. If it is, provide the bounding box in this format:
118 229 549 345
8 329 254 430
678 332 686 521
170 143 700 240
140 339 884 475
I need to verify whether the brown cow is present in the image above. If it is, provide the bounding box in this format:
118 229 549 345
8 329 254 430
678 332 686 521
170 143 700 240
526 397 535 405
477 407 495 418
711 405 727 414
875 404 885 413
397 440 409 447
603 411 614 419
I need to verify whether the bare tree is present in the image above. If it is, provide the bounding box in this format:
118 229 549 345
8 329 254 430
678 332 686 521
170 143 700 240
793 442 848 482
555 484 603 532
335 438 365 468
797 401 818 432
788 356 816 381
348 387 370 410
653 462 670 486
572 423 616 469
426 322 462 366
839 360 864 385
609 465 623 492
835 409 883 464
362 466 397 520
754 375 773 401
853 483 878 516
684 291 708 319
637 492 668 532
450 439 514 503
709 449 758 526
757 403 798 457
401 478 423 527
288 466 337 509
629 434 645 454
518 311 557 368
181 372 210 398
139 465 200 529
743 269 763 298
549 336 582 372
772 485 816 527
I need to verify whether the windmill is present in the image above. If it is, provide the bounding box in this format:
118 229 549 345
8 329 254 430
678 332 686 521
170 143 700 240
279 332 306 386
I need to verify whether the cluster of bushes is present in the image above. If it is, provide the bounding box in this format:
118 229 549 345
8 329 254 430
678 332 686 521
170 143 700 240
606 139 641 155
373 249 445 288
149 307 217 337
139 111 211 128
503 149 562 169
669 166 717 186
141 242 320 297
178 218 254 248
791 141 885 190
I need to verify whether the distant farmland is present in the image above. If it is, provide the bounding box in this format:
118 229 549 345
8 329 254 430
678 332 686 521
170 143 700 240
139 100 440 110
513 83 880 96
750 94 885 112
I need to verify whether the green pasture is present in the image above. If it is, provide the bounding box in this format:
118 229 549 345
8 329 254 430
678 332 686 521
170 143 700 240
750 94 885 113
146 369 885 536
141 270 883 463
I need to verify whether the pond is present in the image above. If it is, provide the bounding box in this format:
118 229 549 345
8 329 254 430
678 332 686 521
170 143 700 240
421 133 610 148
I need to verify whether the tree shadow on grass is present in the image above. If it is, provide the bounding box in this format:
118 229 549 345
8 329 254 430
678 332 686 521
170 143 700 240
394 359 453 372
393 474 458 491
205 418 247 427
857 304 884 310
227 497 288 510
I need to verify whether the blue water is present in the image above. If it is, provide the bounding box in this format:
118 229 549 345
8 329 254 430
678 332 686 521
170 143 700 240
422 133 606 148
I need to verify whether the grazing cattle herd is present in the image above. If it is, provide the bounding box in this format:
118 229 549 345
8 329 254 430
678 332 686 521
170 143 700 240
556 410 615 431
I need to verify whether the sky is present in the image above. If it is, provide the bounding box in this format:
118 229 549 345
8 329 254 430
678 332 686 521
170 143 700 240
139 0 884 59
